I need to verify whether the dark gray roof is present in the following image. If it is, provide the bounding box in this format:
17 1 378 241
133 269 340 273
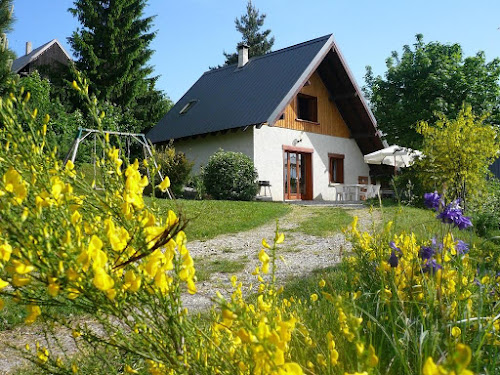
11 39 71 73
147 34 384 154
147 35 332 143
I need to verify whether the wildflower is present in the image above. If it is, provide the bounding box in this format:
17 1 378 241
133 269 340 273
424 191 442 211
436 200 472 230
157 176 170 193
0 242 12 262
2 167 27 205
389 241 401 253
419 246 434 260
259 249 270 274
124 365 138 373
25 305 41 324
310 293 318 302
451 326 461 338
388 250 399 268
455 240 469 255
423 259 442 274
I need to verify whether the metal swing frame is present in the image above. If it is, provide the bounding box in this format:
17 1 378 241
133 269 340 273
63 127 173 199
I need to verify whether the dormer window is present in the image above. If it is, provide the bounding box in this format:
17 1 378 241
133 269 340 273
179 100 198 115
297 93 317 122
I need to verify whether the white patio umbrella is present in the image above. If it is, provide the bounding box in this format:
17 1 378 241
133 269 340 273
363 145 422 169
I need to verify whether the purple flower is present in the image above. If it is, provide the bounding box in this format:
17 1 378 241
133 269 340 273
455 240 469 255
455 215 473 230
431 237 443 252
388 251 399 268
423 259 442 274
436 200 473 230
389 241 402 253
424 191 442 211
419 246 434 260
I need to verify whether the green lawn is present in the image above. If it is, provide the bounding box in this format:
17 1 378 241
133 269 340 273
292 207 353 237
147 198 292 241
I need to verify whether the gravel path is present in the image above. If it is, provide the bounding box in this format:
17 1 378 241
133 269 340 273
0 205 378 374
182 205 377 310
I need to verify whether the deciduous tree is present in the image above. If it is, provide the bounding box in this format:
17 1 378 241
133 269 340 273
416 105 500 206
364 34 500 149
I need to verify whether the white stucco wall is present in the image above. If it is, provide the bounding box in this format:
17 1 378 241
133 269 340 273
173 128 254 173
253 125 370 201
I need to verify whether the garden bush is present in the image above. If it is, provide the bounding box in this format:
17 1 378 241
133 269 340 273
151 144 193 197
416 106 500 207
392 166 426 207
468 179 500 237
203 150 258 201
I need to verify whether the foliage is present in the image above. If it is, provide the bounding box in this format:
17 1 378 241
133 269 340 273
222 0 274 66
364 34 500 149
392 166 426 207
0 78 198 373
416 106 500 206
468 179 500 237
18 71 52 116
69 0 171 133
152 145 193 197
186 173 206 200
0 0 14 96
203 150 258 201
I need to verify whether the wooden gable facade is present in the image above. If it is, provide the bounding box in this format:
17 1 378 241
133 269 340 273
275 72 350 139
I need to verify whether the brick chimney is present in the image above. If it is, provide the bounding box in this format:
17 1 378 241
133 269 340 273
26 41 32 55
237 43 249 68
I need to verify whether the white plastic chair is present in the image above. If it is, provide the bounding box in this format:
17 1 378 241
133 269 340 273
336 185 347 201
372 184 381 199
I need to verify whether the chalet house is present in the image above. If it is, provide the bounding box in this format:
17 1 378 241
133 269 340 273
12 39 72 76
147 34 384 201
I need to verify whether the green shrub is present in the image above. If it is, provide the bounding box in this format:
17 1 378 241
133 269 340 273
469 179 500 237
392 166 425 207
202 150 258 201
153 145 193 197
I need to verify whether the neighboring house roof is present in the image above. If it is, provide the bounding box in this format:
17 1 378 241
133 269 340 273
148 34 384 154
11 39 72 73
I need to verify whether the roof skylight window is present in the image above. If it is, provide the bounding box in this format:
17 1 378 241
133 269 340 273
179 100 198 115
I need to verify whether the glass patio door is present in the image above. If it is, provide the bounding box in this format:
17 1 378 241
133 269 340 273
284 151 308 199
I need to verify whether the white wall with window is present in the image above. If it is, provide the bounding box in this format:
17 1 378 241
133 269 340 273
253 125 369 201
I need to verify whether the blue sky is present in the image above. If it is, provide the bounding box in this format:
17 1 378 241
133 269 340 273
7 0 500 103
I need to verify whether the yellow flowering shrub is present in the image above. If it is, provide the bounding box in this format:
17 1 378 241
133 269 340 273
0 78 200 373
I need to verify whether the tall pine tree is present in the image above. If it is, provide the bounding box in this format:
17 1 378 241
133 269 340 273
223 0 274 66
68 0 170 130
0 0 14 96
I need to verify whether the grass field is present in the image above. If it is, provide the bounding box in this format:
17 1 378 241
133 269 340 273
292 207 353 237
147 198 292 241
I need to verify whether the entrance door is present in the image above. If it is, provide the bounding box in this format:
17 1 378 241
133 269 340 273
284 150 312 200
